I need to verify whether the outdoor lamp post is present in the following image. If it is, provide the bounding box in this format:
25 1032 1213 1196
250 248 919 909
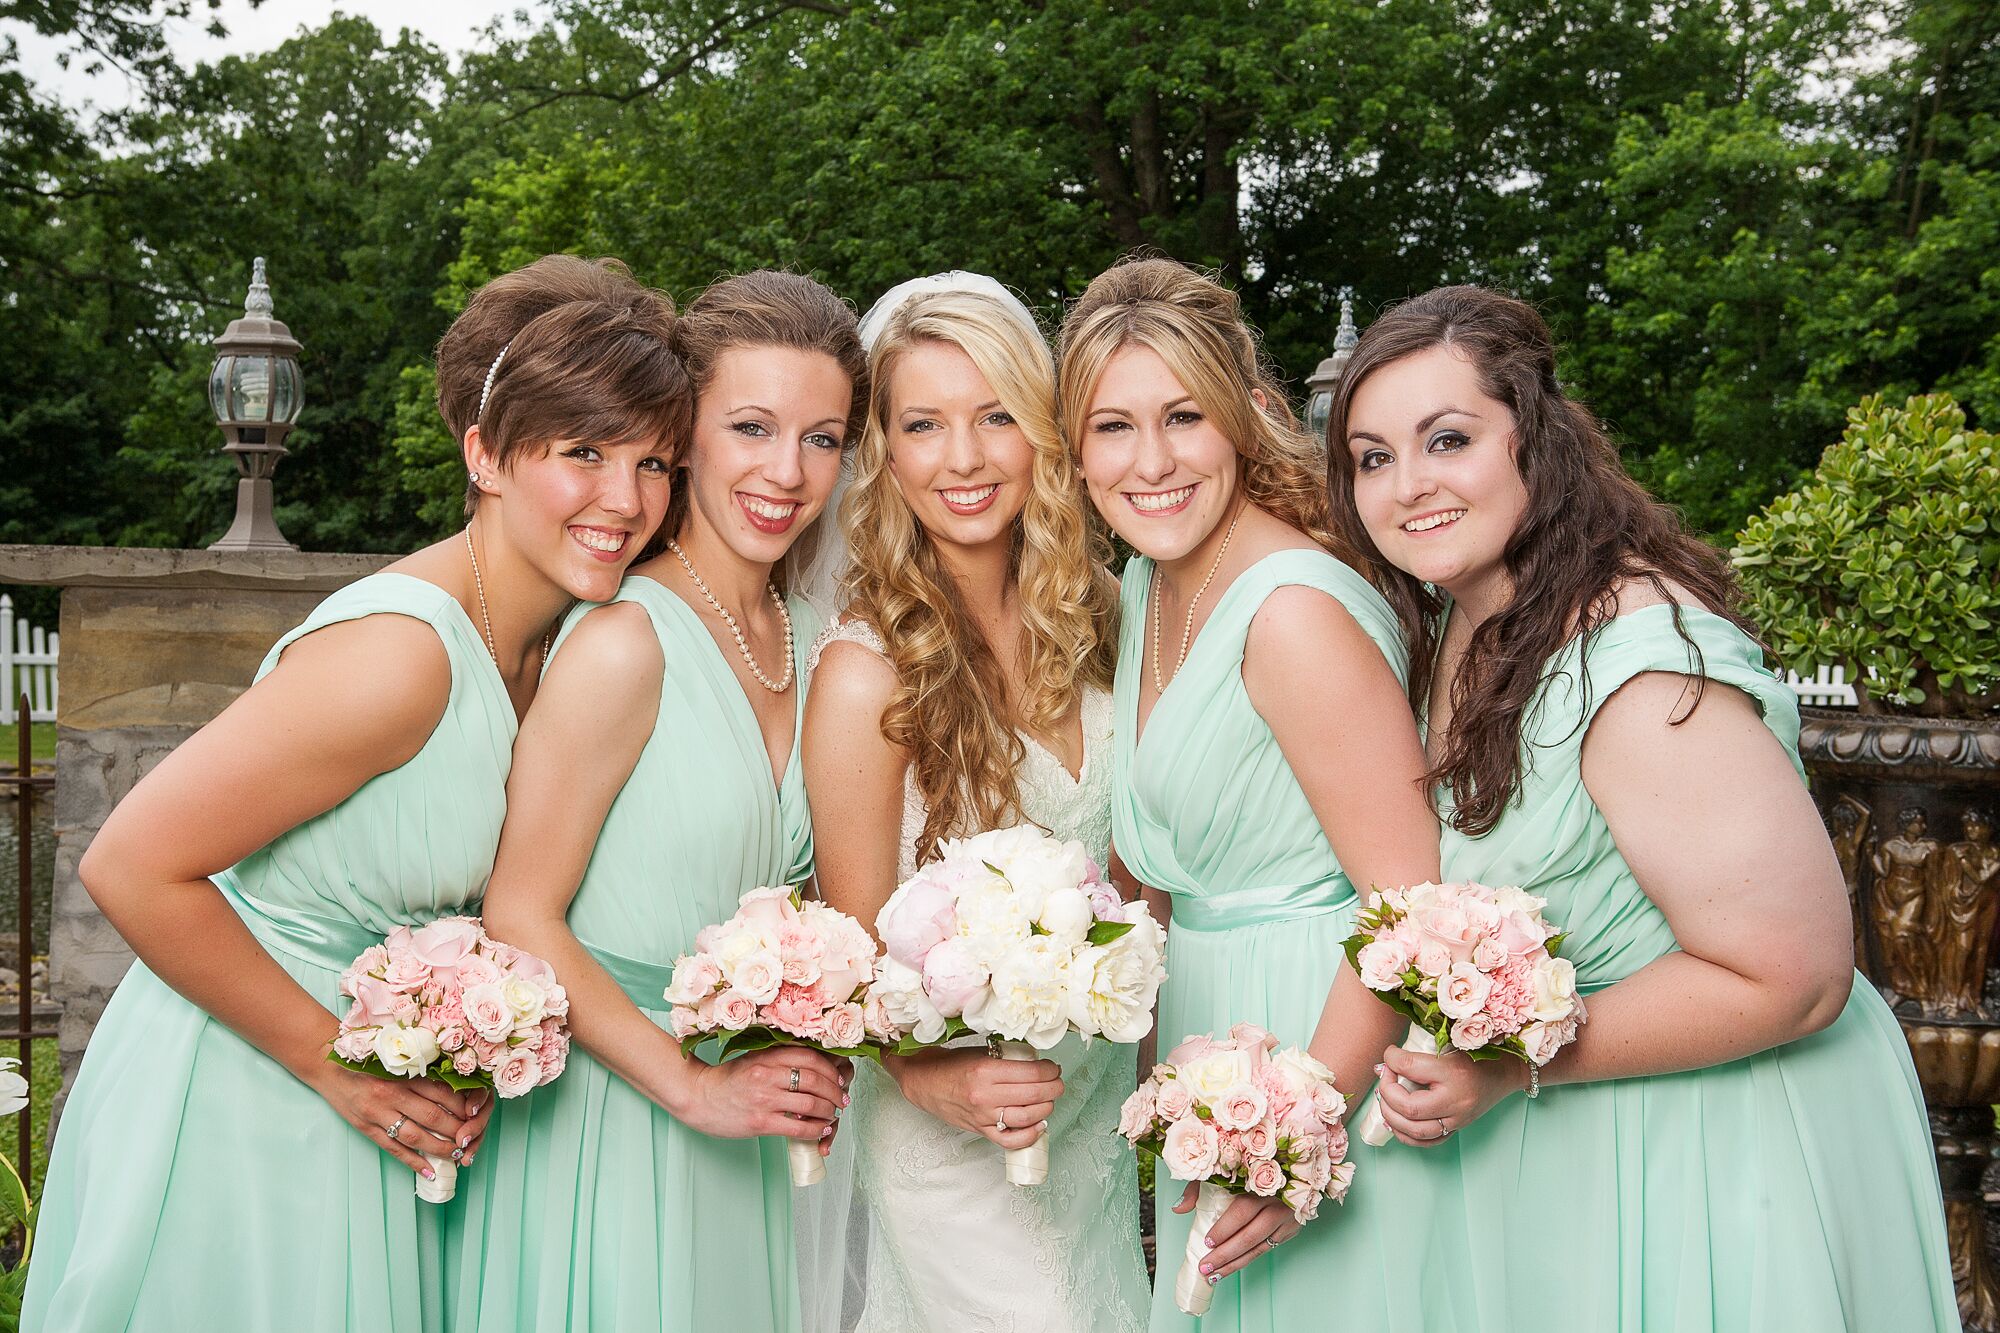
207 257 302 551
1303 288 1361 445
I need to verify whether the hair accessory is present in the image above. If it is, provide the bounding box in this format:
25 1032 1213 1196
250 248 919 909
858 271 1040 353
476 336 517 421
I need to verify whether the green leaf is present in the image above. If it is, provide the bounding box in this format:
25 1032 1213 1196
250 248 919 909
1085 920 1135 947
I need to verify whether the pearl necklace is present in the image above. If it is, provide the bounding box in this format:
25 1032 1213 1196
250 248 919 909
1149 506 1241 695
464 527 550 675
667 539 794 693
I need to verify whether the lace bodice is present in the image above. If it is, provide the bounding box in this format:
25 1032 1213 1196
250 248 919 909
808 617 1116 876
804 616 1146 1333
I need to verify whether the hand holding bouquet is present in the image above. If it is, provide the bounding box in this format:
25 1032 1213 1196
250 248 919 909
1118 1024 1354 1315
1344 881 1586 1147
663 886 888 1185
332 915 570 1202
870 825 1167 1185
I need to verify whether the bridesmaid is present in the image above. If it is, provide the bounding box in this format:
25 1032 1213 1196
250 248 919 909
802 274 1146 1332
1055 257 1443 1332
24 255 685 1333
451 270 863 1333
1328 285 1957 1330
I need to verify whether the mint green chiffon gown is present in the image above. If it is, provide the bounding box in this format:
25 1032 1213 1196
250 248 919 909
25 572 514 1333
1431 605 1955 1331
1115 550 1461 1332
449 574 820 1333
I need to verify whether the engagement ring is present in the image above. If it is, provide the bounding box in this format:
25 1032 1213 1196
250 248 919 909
386 1116 405 1143
789 1067 800 1092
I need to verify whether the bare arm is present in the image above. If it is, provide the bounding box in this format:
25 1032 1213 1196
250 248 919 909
803 638 1059 1149
80 614 478 1172
480 604 843 1141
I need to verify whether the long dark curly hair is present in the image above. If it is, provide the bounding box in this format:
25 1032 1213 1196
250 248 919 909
1325 286 1757 837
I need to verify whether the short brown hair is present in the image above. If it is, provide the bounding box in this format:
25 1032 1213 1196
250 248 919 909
663 270 867 556
436 255 691 517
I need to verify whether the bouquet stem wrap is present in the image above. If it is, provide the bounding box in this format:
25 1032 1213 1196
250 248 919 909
1359 1024 1443 1148
788 1138 827 1187
1174 1180 1233 1316
998 1040 1049 1186
416 1151 459 1204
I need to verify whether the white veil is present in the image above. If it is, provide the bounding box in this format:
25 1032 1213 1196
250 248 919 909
793 271 1045 1333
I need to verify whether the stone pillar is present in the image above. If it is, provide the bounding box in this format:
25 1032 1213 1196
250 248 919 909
0 545 392 1109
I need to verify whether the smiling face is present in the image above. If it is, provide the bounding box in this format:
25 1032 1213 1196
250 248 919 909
1344 343 1528 613
469 429 674 603
681 343 852 566
1077 344 1240 562
882 339 1036 557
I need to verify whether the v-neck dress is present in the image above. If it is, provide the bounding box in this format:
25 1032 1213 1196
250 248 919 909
448 574 820 1333
1114 549 1450 1333
26 572 515 1333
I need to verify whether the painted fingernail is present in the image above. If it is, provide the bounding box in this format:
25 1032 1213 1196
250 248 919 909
822 1125 833 1138
1203 1237 1215 1249
422 1167 436 1180
1208 1273 1220 1285
1373 1063 1388 1078
842 1094 851 1107
1200 1263 1213 1275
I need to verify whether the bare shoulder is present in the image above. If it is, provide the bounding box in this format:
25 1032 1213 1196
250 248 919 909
540 600 663 713
1603 572 1706 618
269 612 450 732
809 636 901 718
1245 582 1375 669
1583 667 1771 776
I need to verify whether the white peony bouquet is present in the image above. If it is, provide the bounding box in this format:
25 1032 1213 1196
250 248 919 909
871 825 1167 1185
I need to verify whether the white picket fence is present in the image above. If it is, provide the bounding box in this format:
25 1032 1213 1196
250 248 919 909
1784 664 1858 707
0 595 59 724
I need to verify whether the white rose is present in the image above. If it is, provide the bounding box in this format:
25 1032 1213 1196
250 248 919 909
1180 1048 1254 1102
1528 956 1579 1023
1489 885 1546 916
1436 962 1494 1022
371 1022 441 1078
500 976 548 1027
1270 1046 1336 1090
1036 885 1094 947
722 949 785 1005
713 927 766 971
966 935 1071 1049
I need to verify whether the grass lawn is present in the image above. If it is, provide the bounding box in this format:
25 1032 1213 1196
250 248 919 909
0 724 55 765
0 1039 58 1198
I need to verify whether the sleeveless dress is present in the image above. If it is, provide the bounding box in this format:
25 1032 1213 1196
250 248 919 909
1114 549 1461 1333
803 618 1149 1333
25 572 514 1333
1433 604 1957 1331
448 574 820 1333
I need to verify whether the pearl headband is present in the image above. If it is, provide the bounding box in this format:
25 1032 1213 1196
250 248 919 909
476 337 516 421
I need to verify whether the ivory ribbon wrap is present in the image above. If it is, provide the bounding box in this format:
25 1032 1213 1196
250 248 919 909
789 1138 827 1187
997 1041 1050 1186
1173 1180 1233 1315
1359 1023 1444 1147
416 1152 458 1204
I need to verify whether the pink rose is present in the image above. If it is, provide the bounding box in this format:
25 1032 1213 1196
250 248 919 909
1357 938 1413 992
332 1028 375 1061
346 975 403 1026
1470 937 1507 972
452 1047 479 1075
493 1045 543 1097
710 988 758 1031
1228 1023 1277 1067
877 871 959 968
1311 1082 1347 1125
670 1005 703 1040
822 1002 866 1050
410 917 483 973
1415 940 1454 981
347 945 390 980
1117 1085 1158 1140
1414 905 1478 962
1217 1131 1245 1173
1155 1079 1194 1123
382 955 431 993
541 981 569 1019
778 923 827 986
383 924 415 954
1519 1020 1563 1065
455 954 503 989
1213 1084 1269 1132
1324 1123 1350 1163
1436 962 1494 1022
1282 1177 1322 1222
1165 1034 1217 1066
1162 1116 1220 1181
1280 1100 1322 1140
862 992 899 1042
664 955 723 1006
1246 1157 1285 1197
1241 1116 1277 1159
471 1037 505 1068
1494 909 1552 958
919 939 988 1016
461 983 514 1042
736 886 801 929
1450 1011 1497 1052
1325 1160 1356 1201
436 1021 469 1053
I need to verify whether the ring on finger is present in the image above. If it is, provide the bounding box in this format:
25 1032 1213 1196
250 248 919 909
788 1066 801 1092
386 1115 406 1143
996 1107 1008 1132
1432 1117 1452 1139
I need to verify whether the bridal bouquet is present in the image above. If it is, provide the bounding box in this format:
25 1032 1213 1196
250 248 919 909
664 886 887 1185
1118 1024 1355 1316
331 915 570 1202
1344 881 1586 1147
871 825 1167 1185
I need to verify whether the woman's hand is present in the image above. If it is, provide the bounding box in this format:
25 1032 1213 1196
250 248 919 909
308 1061 480 1178
1173 1187 1303 1282
1372 1042 1527 1147
887 1047 1062 1150
671 1046 849 1144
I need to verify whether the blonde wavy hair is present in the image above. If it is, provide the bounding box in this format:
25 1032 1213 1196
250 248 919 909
841 289 1119 864
1056 256 1353 560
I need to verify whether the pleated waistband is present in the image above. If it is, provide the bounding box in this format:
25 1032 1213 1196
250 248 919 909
583 938 678 1014
1168 879 1356 933
214 874 386 975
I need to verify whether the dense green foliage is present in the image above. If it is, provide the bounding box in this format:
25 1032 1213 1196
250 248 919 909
1733 393 1999 715
4 0 1997 548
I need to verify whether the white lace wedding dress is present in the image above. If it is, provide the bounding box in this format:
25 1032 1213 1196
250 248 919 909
805 619 1149 1333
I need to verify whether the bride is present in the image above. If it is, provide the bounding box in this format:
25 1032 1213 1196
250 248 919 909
799 273 1148 1333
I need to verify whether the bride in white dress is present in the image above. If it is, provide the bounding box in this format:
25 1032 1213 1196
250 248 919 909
798 274 1149 1333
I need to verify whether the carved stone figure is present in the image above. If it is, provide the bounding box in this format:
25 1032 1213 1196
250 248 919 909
1874 807 1942 1010
1935 809 2000 1016
1829 795 1871 971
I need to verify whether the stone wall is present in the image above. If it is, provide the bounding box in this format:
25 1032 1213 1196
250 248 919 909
0 545 392 1101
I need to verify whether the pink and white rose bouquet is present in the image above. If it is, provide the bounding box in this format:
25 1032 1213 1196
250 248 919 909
332 915 570 1202
1343 881 1586 1146
1117 1024 1355 1315
663 886 887 1185
870 825 1167 1185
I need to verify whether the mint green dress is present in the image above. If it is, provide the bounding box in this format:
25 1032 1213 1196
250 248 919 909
1436 605 1955 1331
1114 550 1457 1332
448 574 820 1333
25 573 513 1333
